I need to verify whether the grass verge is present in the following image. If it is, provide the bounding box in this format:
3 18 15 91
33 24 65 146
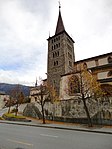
3 113 26 119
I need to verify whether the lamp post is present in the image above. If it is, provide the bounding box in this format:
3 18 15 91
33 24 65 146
45 73 55 121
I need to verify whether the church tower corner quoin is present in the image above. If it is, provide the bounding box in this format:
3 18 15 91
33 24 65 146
47 5 75 96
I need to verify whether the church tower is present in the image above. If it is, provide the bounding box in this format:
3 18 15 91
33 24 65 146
47 5 75 95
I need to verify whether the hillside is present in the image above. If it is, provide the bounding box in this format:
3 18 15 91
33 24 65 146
0 83 30 96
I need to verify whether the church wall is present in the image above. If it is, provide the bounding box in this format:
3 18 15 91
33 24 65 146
75 54 112 72
86 60 96 68
98 71 108 79
99 57 108 65
60 75 69 100
60 73 80 101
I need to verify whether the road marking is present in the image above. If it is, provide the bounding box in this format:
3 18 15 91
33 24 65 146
40 134 58 138
7 139 33 146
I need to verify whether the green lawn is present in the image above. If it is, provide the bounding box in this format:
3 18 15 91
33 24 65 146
3 113 26 119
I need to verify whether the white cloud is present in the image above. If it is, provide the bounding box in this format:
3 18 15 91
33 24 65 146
0 0 112 85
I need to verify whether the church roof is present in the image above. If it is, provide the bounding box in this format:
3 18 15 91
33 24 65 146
55 7 65 35
47 5 75 43
75 52 112 64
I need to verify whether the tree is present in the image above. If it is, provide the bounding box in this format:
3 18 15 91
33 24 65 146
31 80 58 124
7 97 14 114
69 67 103 127
32 83 50 124
10 85 25 116
46 82 59 120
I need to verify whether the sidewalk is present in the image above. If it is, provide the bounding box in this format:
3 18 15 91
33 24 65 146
0 118 112 135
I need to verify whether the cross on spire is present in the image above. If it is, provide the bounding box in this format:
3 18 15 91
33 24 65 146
58 1 61 9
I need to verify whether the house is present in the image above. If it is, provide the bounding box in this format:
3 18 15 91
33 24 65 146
0 91 10 109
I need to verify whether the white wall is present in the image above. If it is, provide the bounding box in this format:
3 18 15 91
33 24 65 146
0 94 9 109
98 71 108 79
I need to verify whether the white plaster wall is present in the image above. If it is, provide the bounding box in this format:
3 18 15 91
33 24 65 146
76 56 111 71
0 95 9 109
30 88 40 103
99 58 108 65
30 96 35 103
98 71 108 79
76 60 96 70
87 61 96 68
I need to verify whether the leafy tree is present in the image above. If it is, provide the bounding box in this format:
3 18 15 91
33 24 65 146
31 80 58 124
69 67 103 127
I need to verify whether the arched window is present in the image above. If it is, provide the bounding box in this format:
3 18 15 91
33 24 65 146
107 71 112 77
83 63 87 69
108 56 112 63
69 75 80 95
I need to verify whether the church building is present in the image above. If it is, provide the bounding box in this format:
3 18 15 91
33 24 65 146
47 5 112 100
30 5 112 120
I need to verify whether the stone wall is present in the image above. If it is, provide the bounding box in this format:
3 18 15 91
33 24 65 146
32 96 112 120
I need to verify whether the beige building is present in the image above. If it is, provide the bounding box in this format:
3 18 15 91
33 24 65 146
60 52 112 100
0 91 10 109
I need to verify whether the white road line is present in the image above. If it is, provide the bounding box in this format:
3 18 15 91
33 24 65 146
7 139 33 146
40 134 58 138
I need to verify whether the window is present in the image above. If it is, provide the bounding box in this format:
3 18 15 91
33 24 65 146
83 63 87 69
108 57 112 63
95 59 99 66
57 51 59 56
53 51 59 58
54 61 58 66
69 61 72 67
107 71 112 77
69 75 80 95
57 43 60 48
56 44 58 48
67 44 72 52
68 52 72 59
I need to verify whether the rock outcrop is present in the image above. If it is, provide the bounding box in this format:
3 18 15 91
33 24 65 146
23 103 42 119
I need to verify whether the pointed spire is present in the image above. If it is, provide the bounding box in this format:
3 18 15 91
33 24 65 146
55 2 65 35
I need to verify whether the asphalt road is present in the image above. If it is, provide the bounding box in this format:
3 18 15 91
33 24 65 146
0 123 112 149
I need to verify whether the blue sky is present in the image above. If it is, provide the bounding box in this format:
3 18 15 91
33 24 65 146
0 0 112 86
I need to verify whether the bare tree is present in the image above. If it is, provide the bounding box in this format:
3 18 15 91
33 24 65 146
10 85 25 116
32 84 50 124
7 96 14 114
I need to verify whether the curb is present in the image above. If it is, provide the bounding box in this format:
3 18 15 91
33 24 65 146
0 120 112 135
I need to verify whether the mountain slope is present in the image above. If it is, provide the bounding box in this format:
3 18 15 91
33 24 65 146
0 83 30 96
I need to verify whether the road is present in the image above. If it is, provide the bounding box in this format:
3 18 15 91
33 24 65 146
0 123 112 149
